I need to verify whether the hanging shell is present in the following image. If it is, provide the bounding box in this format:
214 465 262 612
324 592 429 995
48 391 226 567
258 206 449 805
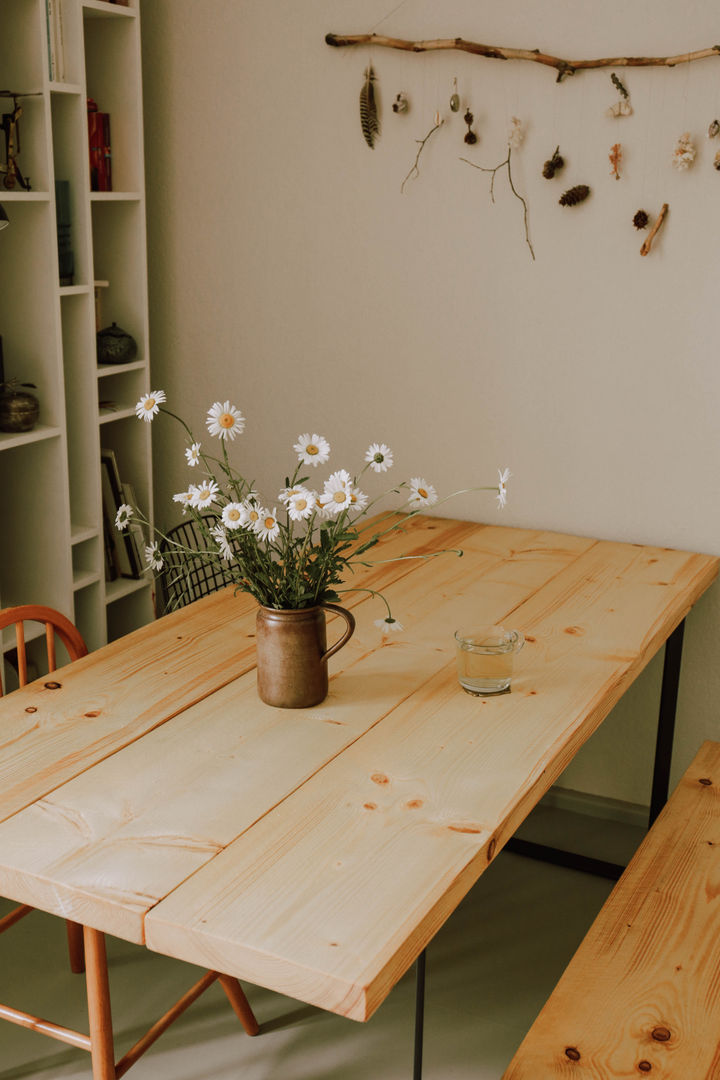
606 99 633 118
672 132 696 170
392 92 409 114
714 150 720 170
450 78 460 112
708 119 720 138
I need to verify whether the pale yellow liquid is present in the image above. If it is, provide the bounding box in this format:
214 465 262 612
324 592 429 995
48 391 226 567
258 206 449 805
456 647 513 695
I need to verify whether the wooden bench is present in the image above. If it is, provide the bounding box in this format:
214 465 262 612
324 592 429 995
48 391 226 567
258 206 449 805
503 739 720 1078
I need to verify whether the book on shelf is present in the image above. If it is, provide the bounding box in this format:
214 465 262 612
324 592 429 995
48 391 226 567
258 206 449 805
46 0 66 82
55 180 74 285
88 100 112 192
100 448 142 579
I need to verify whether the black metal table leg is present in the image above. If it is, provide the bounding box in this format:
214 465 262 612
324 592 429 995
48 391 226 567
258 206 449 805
413 949 426 1080
649 618 685 825
506 618 687 876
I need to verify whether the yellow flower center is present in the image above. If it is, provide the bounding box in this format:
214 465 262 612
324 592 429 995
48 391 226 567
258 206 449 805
144 398 155 410
227 508 241 521
418 488 428 499
333 490 346 503
219 412 235 428
350 493 357 503
264 516 275 529
306 444 319 456
249 509 259 522
295 498 307 512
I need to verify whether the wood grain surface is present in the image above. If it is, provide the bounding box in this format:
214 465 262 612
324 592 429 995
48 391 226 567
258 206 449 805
0 518 716 1022
502 740 720 1078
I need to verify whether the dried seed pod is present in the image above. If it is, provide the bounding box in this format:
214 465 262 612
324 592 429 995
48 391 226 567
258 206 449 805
714 150 720 170
609 143 622 180
708 119 720 138
463 108 477 145
559 184 590 207
542 146 564 179
633 209 649 230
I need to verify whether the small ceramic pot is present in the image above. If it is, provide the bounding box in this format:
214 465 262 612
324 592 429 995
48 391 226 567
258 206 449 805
255 604 355 708
0 387 39 432
97 322 138 365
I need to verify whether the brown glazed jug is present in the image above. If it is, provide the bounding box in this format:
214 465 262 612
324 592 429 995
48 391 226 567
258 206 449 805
255 604 356 708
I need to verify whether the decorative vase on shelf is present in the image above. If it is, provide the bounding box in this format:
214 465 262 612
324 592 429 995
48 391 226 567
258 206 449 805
97 322 137 366
255 604 355 709
0 379 39 433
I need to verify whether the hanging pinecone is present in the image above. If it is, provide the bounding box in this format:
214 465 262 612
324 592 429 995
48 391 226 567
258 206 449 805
559 184 590 206
542 146 564 179
633 209 649 230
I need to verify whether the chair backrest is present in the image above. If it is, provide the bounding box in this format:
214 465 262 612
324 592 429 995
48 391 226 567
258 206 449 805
158 514 234 613
0 605 88 697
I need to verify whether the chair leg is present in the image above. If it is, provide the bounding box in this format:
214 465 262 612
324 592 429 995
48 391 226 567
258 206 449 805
218 974 260 1036
84 927 116 1080
66 919 85 974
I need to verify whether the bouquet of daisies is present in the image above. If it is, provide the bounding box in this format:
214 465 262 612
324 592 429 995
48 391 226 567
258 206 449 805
115 391 510 627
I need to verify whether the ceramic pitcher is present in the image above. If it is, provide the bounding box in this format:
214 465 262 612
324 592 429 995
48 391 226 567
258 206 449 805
255 603 355 708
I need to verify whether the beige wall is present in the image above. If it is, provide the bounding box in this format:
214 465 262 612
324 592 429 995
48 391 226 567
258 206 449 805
140 0 720 804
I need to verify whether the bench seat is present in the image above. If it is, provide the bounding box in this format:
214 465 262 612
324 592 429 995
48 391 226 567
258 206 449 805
503 739 720 1078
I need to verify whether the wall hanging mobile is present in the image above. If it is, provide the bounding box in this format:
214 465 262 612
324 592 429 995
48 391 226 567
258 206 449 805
330 27 720 259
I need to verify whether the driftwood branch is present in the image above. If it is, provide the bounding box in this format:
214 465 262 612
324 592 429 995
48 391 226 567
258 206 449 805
640 203 669 256
326 33 720 82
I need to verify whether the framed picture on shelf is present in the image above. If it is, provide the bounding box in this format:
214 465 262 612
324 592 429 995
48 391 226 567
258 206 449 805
100 448 142 578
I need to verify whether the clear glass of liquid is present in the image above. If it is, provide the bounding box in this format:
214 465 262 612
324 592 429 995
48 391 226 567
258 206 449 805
454 626 525 696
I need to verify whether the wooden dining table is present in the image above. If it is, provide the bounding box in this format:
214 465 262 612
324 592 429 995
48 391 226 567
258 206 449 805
0 515 717 1078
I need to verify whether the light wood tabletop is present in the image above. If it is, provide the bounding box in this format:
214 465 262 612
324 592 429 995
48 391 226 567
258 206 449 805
0 516 716 1025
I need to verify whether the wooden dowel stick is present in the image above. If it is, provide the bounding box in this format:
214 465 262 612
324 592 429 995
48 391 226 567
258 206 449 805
0 903 33 933
641 203 669 255
0 1001 92 1051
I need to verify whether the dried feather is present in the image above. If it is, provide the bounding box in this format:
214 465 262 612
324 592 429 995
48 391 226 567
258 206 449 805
359 65 380 149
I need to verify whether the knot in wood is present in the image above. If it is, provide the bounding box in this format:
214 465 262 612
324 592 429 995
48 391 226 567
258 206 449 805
371 772 390 785
24 706 37 713
638 1062 652 1073
487 837 497 861
564 1046 581 1061
651 1026 671 1042
699 777 713 786
43 681 61 690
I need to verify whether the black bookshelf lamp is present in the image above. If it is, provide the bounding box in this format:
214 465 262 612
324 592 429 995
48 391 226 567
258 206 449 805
0 204 8 230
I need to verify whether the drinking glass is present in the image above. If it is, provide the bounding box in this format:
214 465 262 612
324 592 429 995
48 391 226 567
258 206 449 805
454 626 525 696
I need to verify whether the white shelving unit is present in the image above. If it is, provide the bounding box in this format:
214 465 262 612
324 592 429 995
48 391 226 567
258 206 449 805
0 0 154 663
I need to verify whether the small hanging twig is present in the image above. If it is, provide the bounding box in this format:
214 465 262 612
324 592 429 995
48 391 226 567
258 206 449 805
400 116 444 193
460 147 535 260
326 32 720 83
640 203 669 255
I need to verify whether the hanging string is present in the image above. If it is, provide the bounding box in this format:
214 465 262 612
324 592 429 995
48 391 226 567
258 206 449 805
371 0 414 34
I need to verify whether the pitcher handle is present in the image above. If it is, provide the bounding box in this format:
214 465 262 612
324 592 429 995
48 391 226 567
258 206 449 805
319 603 356 662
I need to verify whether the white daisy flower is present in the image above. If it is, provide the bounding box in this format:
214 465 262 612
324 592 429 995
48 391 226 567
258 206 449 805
206 400 245 441
211 523 235 562
408 478 438 508
254 507 280 542
185 442 201 467
287 488 317 521
135 390 166 423
349 487 369 513
222 501 248 530
145 541 163 571
497 467 511 509
115 503 133 530
189 479 219 509
294 432 330 467
322 471 353 515
375 617 404 635
278 486 303 505
173 490 194 516
244 501 262 530
365 442 393 473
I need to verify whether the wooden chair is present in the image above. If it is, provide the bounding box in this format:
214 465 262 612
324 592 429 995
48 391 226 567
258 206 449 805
0 605 260 1077
158 514 235 613
0 604 89 972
